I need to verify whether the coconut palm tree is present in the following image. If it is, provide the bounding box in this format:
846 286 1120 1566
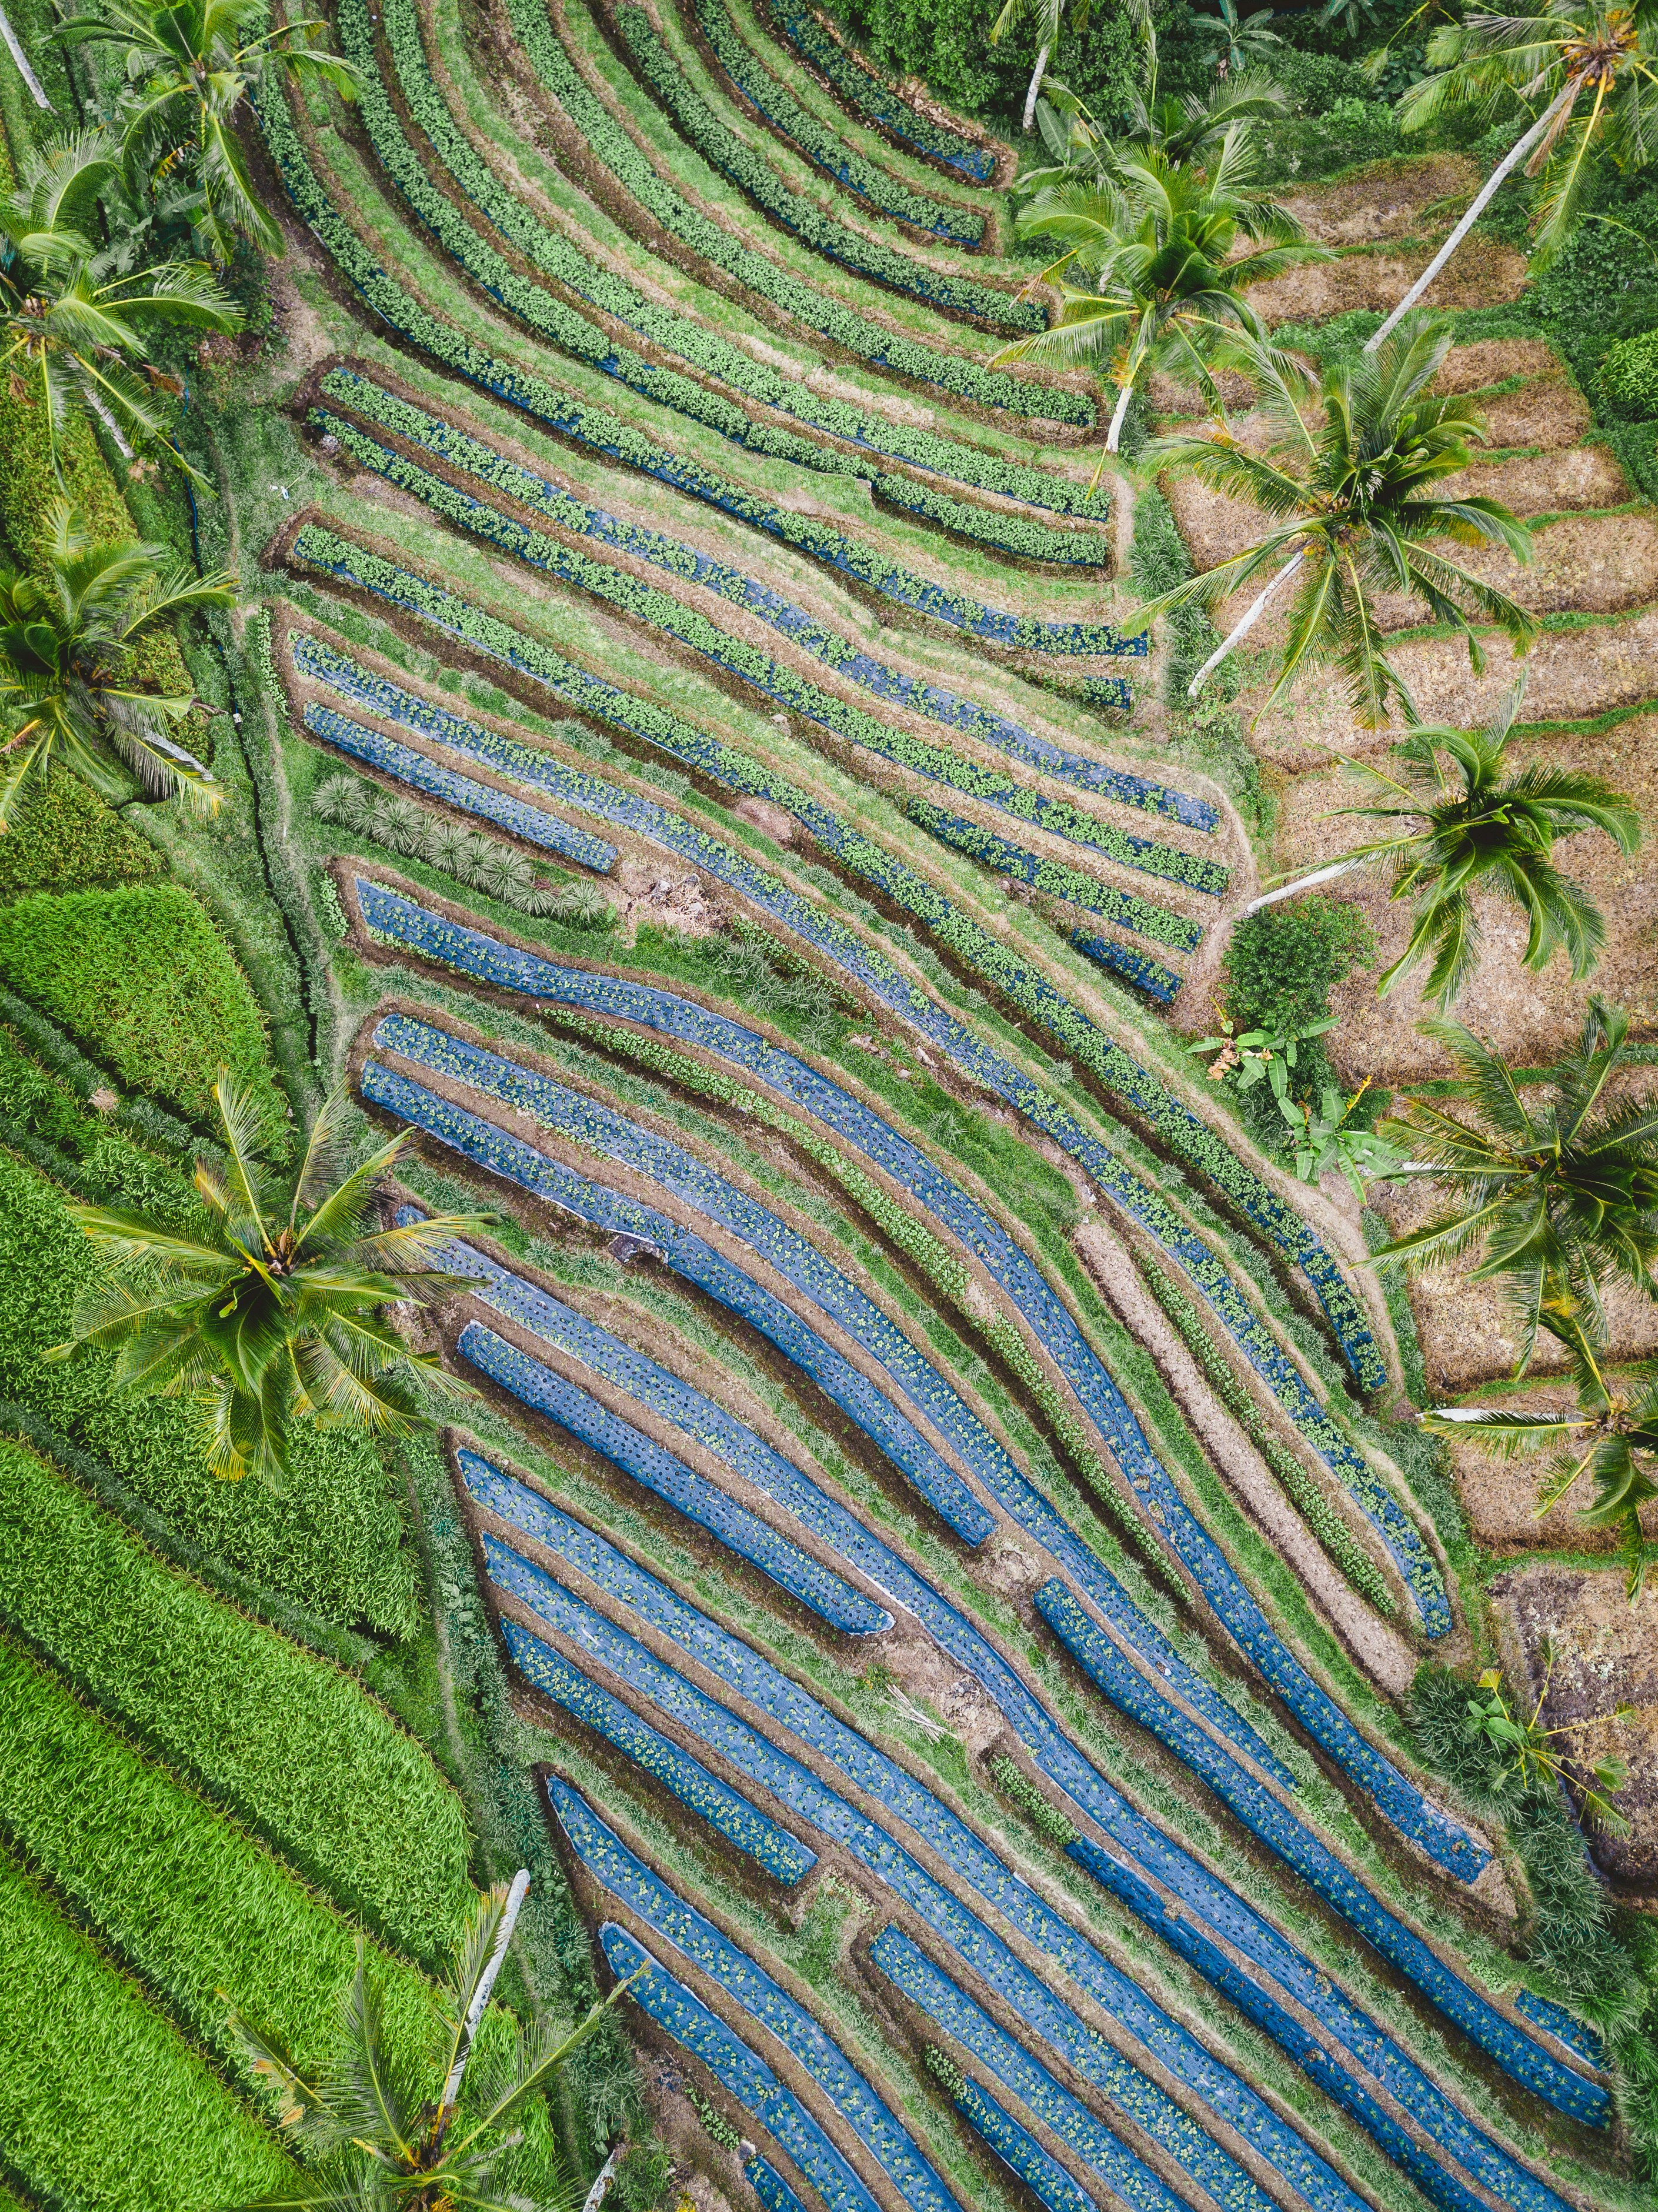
1016 65 1290 197
991 0 1095 131
0 498 237 827
995 139 1327 454
1 127 240 479
1375 0 1658 348
59 0 358 263
1426 1308 1658 1598
226 1873 640 2210
1243 678 1642 1006
1375 999 1658 1367
48 1072 487 1483
1135 315 1537 724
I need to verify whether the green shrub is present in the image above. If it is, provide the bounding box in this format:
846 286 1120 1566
1599 327 1658 418
0 1847 292 2212
0 886 286 1140
1223 895 1375 1150
0 1436 468 1959
0 775 164 901
0 1149 422 1633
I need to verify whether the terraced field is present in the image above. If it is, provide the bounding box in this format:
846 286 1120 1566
6 0 1653 2200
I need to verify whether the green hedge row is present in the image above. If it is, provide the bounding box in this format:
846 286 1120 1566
690 0 984 243
616 4 1023 325
318 415 1207 886
262 38 1103 562
0 1146 423 1633
496 0 1089 422
0 885 286 1143
0 1846 291 2212
0 1435 471 1960
0 773 164 902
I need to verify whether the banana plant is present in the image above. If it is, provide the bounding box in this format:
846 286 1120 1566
1461 1657 1633 1826
1279 1079 1406 1196
1187 1009 1339 1096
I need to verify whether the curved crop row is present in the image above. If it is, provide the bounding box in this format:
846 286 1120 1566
1069 933 1182 1006
615 4 1025 326
462 1448 1599 2187
308 432 1206 882
343 870 1457 1857
260 50 1109 562
288 535 1386 1400
906 802 1204 947
773 10 998 181
375 1017 1311 1771
367 0 1078 426
446 1306 890 1630
534 1578 1365 2212
319 366 1145 673
598 1918 887 2212
554 1780 976 2212
311 398 1152 814
686 0 984 243
952 2067 1164 2212
744 2157 813 2212
502 1608 816 1877
306 700 617 868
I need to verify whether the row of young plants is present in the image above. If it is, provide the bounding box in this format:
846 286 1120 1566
312 382 1155 799
1069 933 1183 1007
0 1437 474 1963
376 1014 1307 1789
310 420 1191 879
549 1774 970 2212
875 1927 1202 2212
369 1031 994 1539
456 1309 890 1633
745 2154 815 2212
313 366 1119 655
308 702 618 868
539 1623 1310 2212
772 10 998 180
499 1604 818 1880
615 3 1027 326
288 530 1387 1406
598 1916 887 2212
1034 1585 1606 2130
686 0 984 243
258 44 1107 565
906 800 1203 949
504 0 1087 423
949 2067 1123 2212
459 1438 1580 2202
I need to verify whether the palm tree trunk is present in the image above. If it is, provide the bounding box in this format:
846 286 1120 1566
1105 380 1136 452
582 2141 628 2212
1022 45 1050 131
1364 81 1579 353
1240 853 1366 913
0 5 51 108
1187 549 1304 695
440 1868 531 2113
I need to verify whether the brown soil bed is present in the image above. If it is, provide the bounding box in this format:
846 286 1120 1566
1272 717 1658 1086
1433 339 1563 395
1280 156 1478 246
1487 1562 1658 1891
1435 1377 1658 1550
1437 442 1631 515
1369 512 1658 627
1390 609 1658 728
1247 236 1528 324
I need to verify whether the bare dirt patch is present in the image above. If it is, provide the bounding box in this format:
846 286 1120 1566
1471 378 1592 453
1273 717 1658 1086
1487 1562 1658 1890
1390 608 1658 729
1439 443 1631 515
1281 156 1477 246
1247 236 1528 323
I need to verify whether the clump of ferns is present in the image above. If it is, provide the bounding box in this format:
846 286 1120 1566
313 772 612 926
